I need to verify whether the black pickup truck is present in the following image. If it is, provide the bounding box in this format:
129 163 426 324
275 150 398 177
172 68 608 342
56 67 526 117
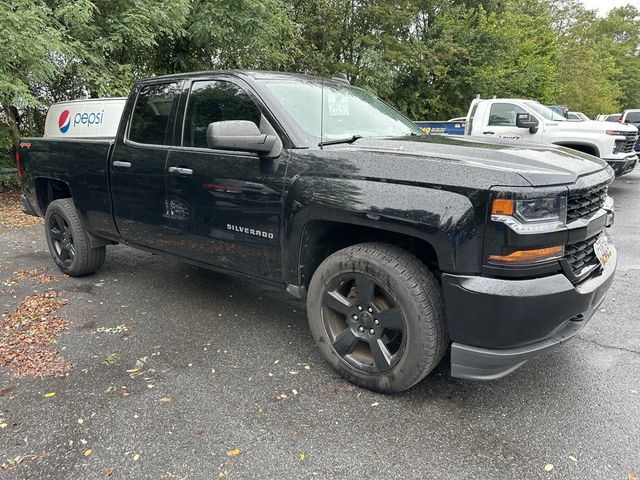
17 71 617 392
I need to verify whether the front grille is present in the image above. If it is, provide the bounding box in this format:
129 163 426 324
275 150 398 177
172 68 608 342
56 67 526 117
567 184 608 223
614 135 638 154
564 235 600 278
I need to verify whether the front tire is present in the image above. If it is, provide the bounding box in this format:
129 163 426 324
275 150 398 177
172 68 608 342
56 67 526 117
45 199 106 276
307 243 448 393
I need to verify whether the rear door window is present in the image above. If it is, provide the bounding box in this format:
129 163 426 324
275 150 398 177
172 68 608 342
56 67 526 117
183 80 262 148
129 82 181 145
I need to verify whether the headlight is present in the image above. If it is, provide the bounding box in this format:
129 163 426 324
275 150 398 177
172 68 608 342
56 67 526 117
491 193 567 234
606 130 634 136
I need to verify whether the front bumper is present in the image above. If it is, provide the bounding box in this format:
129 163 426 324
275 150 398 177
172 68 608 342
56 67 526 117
442 244 617 380
603 154 638 176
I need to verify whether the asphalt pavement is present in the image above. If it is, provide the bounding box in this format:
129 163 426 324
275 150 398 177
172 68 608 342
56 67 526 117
1 171 639 479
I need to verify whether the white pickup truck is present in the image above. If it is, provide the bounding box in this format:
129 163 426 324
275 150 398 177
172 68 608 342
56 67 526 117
466 99 638 176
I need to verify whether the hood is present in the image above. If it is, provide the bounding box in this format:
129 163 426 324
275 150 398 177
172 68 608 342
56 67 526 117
336 135 610 187
550 119 638 134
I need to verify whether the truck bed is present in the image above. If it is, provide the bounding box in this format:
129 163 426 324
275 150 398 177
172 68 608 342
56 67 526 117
20 137 120 240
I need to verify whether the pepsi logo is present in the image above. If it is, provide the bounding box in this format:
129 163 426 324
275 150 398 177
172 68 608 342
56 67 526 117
58 110 71 133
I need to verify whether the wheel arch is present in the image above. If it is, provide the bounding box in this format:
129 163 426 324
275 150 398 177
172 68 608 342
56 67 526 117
35 177 72 215
552 142 600 158
296 220 442 291
282 177 483 293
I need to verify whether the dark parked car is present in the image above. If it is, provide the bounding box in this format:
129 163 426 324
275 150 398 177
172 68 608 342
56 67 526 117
17 71 617 392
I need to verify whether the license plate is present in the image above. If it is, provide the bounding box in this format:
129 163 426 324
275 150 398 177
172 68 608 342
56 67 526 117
593 235 612 268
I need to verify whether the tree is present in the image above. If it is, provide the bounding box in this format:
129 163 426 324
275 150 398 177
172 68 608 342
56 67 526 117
52 0 191 97
591 5 640 111
290 0 417 96
390 0 560 120
556 41 622 117
551 0 624 115
0 1 67 143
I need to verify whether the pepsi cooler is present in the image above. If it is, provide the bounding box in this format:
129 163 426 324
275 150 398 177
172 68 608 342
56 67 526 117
44 97 127 138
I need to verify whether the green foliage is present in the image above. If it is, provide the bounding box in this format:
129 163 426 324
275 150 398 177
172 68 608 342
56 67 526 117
590 5 640 112
555 40 622 117
0 0 639 151
0 124 19 189
0 1 65 108
389 0 560 120
187 0 299 70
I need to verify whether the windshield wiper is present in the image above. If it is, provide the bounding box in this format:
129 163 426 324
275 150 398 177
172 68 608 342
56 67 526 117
318 135 362 147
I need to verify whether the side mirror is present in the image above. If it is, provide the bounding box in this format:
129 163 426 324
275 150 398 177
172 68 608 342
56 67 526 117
515 113 539 134
206 120 277 155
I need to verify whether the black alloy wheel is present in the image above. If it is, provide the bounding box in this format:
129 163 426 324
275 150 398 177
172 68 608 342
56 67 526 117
322 273 407 373
307 242 448 393
48 212 75 267
44 198 106 276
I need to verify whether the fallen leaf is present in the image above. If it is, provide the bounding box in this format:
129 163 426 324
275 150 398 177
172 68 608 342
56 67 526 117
257 407 265 414
159 397 171 404
544 464 554 472
0 453 39 470
629 474 639 480
95 325 129 335
84 449 92 456
226 448 240 457
44 391 56 398
371 402 379 407
292 389 299 395
0 190 42 229
0 423 7 429
126 368 140 373
104 353 119 365
299 452 305 461
568 455 577 462
133 454 140 461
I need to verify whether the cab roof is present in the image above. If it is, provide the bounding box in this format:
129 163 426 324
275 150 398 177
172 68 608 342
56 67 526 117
136 70 348 87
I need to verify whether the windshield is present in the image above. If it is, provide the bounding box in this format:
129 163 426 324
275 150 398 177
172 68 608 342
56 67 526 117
523 101 567 121
260 78 423 141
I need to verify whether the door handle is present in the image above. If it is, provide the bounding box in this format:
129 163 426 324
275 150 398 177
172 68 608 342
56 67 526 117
168 166 193 175
112 161 132 168
482 131 495 135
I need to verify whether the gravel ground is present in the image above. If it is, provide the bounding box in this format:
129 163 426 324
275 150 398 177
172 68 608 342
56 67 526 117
1 171 639 479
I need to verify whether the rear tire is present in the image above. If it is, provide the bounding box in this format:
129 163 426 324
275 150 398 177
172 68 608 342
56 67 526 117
45 199 106 276
307 242 448 393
